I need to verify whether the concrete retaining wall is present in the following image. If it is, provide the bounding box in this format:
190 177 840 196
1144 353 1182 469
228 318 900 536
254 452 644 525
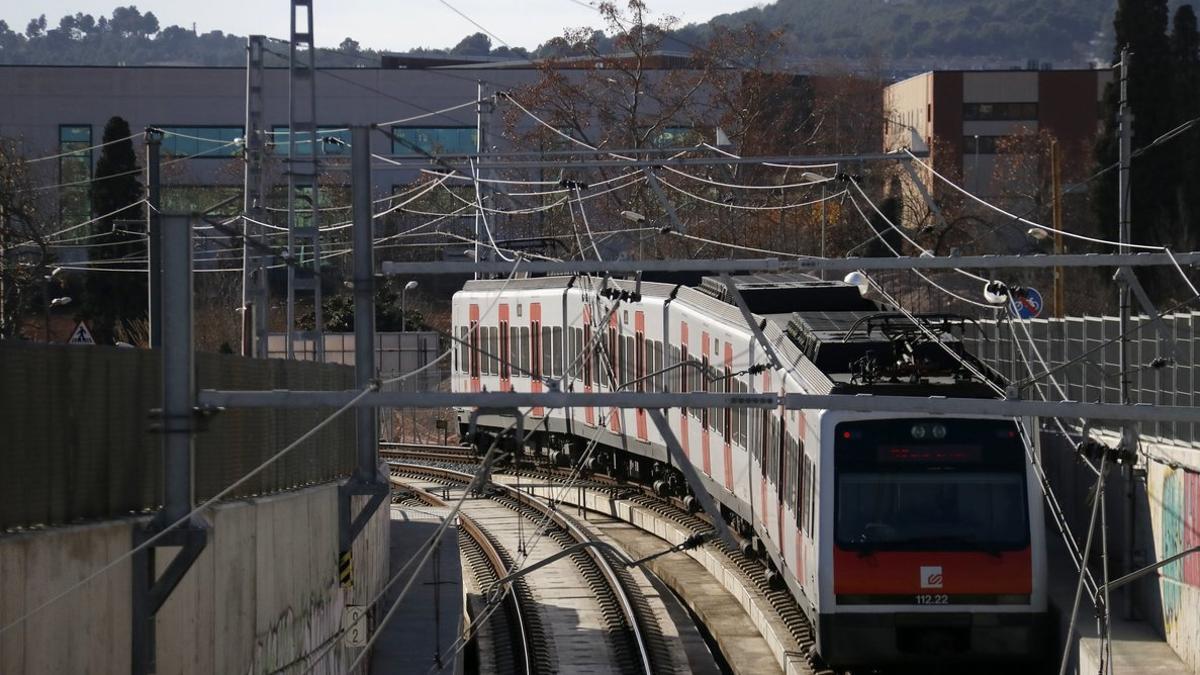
1146 459 1200 672
0 481 388 674
1041 430 1200 672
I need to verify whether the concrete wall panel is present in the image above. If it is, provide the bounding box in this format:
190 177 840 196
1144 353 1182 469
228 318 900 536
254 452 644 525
1149 462 1200 671
963 71 1038 102
0 481 389 675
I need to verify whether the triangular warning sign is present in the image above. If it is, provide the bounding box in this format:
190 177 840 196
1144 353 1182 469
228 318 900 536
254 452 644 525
67 321 95 345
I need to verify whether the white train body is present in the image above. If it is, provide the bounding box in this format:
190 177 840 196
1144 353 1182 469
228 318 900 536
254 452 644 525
450 275 1050 667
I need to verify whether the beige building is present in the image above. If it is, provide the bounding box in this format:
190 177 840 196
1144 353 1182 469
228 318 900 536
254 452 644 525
884 68 1112 199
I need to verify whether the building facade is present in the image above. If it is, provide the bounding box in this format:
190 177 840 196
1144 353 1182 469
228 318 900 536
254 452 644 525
884 68 1112 199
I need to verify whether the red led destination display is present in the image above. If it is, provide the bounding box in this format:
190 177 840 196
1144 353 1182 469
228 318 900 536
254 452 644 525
877 445 982 463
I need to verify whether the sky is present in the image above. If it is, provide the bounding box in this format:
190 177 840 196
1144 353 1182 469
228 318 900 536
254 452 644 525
4 1 766 51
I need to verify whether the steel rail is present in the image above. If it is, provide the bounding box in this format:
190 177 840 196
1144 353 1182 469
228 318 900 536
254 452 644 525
458 511 535 675
392 462 657 675
390 476 537 675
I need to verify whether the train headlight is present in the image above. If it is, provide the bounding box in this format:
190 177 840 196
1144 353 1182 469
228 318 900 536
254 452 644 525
931 423 948 439
911 424 927 439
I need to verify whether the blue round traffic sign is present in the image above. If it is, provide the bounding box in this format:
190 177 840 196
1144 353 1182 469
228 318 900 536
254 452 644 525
1015 287 1043 319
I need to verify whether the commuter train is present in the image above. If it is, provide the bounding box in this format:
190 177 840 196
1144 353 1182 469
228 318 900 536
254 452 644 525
450 273 1049 667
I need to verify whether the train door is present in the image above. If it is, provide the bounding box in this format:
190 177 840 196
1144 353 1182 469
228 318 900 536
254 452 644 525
701 331 711 476
723 342 734 491
759 372 771 529
530 302 543 417
469 303 480 393
583 304 595 427
608 312 620 432
680 321 690 459
499 304 511 391
635 310 648 442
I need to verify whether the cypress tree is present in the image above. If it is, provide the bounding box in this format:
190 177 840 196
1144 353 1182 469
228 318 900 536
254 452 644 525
1092 0 1177 255
1171 5 1199 248
82 116 145 344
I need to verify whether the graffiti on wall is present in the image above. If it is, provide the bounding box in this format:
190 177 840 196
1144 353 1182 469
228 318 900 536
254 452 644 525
1160 467 1199 636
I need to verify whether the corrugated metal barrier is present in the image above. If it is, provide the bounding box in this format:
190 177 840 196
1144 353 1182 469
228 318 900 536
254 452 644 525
961 312 1200 448
0 343 356 533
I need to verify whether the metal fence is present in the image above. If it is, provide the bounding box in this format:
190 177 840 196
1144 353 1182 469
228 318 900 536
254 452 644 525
961 312 1200 448
0 343 357 533
266 331 451 444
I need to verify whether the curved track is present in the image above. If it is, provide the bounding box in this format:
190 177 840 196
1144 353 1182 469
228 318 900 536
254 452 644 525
390 462 671 675
388 444 832 675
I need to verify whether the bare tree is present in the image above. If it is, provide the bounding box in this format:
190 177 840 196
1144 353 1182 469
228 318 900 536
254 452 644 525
0 138 56 339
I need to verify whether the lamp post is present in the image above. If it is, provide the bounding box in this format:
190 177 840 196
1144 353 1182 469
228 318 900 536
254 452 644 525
973 135 981 194
43 267 65 343
401 280 418 333
802 172 829 278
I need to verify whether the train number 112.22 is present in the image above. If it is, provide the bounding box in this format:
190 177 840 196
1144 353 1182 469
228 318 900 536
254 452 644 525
915 594 949 605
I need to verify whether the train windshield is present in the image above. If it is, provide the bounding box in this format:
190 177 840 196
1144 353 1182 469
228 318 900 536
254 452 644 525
834 418 1030 553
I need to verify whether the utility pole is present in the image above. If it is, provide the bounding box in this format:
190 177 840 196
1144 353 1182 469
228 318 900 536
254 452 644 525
242 35 268 358
286 0 324 360
474 81 487 276
146 128 162 348
337 125 388 594
131 213 207 674
1116 45 1138 621
1051 139 1064 318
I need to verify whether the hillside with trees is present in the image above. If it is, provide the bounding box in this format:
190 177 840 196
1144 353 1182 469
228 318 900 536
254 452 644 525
0 1 1170 70
675 0 1124 68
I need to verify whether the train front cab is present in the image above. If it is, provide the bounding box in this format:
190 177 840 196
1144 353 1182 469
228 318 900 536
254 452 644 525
815 413 1051 667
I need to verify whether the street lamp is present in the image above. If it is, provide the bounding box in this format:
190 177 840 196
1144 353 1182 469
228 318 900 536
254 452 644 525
973 134 981 194
43 267 66 343
802 172 830 276
401 280 418 333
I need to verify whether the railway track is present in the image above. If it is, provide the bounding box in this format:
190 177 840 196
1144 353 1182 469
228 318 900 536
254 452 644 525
380 441 477 464
499 464 832 675
390 462 672 675
384 446 827 673
393 483 546 675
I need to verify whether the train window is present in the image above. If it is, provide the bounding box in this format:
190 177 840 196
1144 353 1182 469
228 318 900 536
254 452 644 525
469 321 480 377
723 368 732 444
458 326 468 374
808 460 816 533
594 342 606 388
798 454 807 532
607 326 618 390
500 321 511 380
480 326 489 376
680 345 689 393
628 336 635 386
733 381 742 445
489 327 500 375
519 328 530 374
553 327 563 378
657 338 667 391
583 324 593 386
575 327 583 378
700 356 709 429
542 326 552 379
636 333 646 392
531 321 541 379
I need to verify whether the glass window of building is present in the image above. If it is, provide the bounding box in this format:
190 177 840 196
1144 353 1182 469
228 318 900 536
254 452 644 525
58 125 92 226
651 126 703 148
270 126 351 156
159 126 244 157
391 127 477 156
962 102 1038 121
963 135 1003 154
